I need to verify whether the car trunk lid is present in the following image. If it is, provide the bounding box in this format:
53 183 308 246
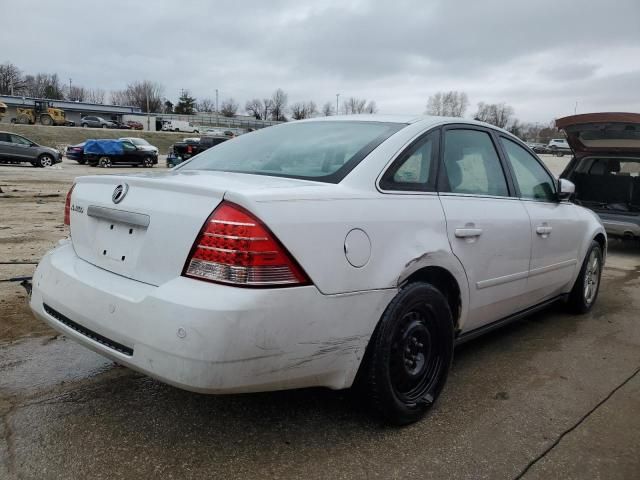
69 170 318 286
556 112 640 157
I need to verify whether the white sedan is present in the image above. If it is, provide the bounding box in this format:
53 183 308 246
30 115 605 425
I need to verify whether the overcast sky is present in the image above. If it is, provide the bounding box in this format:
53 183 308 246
2 0 639 123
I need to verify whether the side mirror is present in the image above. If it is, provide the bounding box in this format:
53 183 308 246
558 178 575 200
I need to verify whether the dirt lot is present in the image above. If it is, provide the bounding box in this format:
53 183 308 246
1 156 639 479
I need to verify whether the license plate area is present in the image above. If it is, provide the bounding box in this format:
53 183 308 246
94 219 146 268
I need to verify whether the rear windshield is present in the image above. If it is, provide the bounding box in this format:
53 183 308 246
179 121 405 182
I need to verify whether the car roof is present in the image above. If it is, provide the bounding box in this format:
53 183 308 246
300 114 512 132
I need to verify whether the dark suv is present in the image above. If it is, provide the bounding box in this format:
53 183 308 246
0 131 62 167
84 139 158 168
80 116 116 128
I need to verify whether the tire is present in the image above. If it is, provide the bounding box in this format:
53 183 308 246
82 123 88 128
358 282 454 425
102 124 107 129
36 154 54 168
567 241 603 314
142 156 154 168
98 156 112 168
77 159 86 165
40 115 53 126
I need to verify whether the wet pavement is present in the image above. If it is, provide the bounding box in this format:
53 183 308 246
1 160 639 479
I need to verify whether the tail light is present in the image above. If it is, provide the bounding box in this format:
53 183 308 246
187 145 193 154
64 184 76 226
183 201 310 287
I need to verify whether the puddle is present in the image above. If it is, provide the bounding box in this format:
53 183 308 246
0 336 115 396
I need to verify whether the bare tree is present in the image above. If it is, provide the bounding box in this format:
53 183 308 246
425 91 468 117
245 98 263 119
0 62 25 95
24 73 64 99
67 85 86 102
197 98 215 113
365 100 378 114
220 98 239 117
110 90 129 106
474 102 514 129
270 88 288 121
262 98 274 121
321 101 334 116
290 101 317 120
342 97 366 114
86 88 105 104
110 81 164 111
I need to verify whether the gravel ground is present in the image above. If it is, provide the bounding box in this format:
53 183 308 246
0 154 638 480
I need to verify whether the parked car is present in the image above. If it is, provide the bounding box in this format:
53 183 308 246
162 120 199 133
111 120 132 130
166 135 228 167
119 137 159 155
83 139 158 168
559 112 640 239
126 120 144 130
0 131 62 167
526 142 549 154
547 138 571 156
31 116 605 425
81 116 117 129
65 142 86 163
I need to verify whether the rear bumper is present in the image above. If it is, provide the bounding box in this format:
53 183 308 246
30 242 393 393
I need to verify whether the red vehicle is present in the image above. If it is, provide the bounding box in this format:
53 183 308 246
126 120 144 130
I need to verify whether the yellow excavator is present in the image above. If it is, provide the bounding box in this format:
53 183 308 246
12 100 66 126
0 101 7 122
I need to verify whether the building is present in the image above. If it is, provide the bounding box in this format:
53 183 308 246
0 94 151 128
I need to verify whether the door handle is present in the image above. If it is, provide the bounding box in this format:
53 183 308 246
455 228 483 238
536 225 552 236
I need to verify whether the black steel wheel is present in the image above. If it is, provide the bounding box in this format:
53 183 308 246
359 282 454 425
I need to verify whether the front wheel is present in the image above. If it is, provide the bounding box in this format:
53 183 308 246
98 156 112 168
142 156 154 168
567 241 603 313
358 282 454 425
36 154 54 168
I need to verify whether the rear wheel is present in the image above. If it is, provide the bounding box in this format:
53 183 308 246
102 124 107 128
82 123 88 128
567 241 603 313
98 156 112 168
359 282 454 425
36 154 54 168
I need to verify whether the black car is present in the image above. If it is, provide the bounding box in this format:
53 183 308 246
84 139 158 168
65 142 85 163
166 135 229 167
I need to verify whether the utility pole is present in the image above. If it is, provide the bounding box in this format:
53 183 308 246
336 93 340 115
215 89 219 127
69 78 72 101
146 90 150 131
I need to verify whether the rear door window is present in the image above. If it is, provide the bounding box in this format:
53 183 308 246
380 130 439 191
10 135 31 146
501 137 557 202
440 129 509 197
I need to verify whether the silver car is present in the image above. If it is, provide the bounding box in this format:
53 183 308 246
0 131 62 167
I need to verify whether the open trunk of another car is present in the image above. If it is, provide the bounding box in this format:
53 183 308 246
558 113 640 237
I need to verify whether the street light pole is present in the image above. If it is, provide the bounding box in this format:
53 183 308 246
336 93 340 115
215 89 219 127
69 78 72 101
146 91 150 131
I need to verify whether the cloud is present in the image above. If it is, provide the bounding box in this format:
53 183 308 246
1 0 639 123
